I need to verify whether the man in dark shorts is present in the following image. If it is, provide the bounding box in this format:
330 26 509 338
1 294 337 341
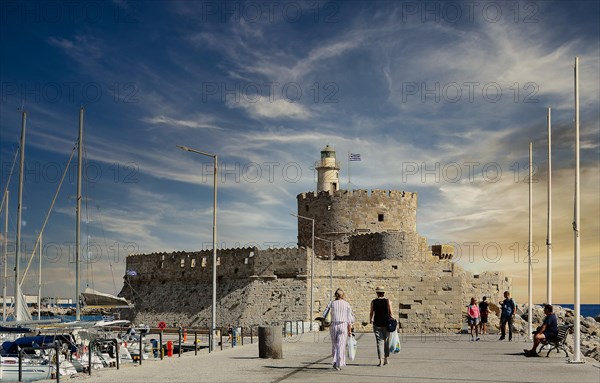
524 304 558 356
478 296 489 335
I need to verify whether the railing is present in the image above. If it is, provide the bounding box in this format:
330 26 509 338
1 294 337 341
17 344 60 383
88 338 119 375
315 159 341 169
283 320 306 337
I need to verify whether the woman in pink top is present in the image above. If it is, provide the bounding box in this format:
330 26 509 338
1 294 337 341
325 288 355 370
467 297 481 341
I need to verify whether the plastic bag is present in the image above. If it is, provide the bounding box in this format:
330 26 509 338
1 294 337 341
389 330 401 353
347 334 357 360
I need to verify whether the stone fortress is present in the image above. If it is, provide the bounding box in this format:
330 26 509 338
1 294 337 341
120 146 511 333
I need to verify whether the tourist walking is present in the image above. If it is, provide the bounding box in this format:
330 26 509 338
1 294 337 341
326 288 355 370
479 296 489 335
369 286 393 366
499 291 516 341
467 297 481 341
524 304 559 357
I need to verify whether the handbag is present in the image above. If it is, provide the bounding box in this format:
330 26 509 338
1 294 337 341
347 334 357 360
387 317 397 332
386 298 397 332
323 304 332 325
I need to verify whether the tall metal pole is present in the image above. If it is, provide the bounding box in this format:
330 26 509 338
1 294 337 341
14 111 26 320
572 56 582 363
75 107 83 321
212 155 217 349
528 142 533 340
37 232 42 320
176 145 218 349
546 107 552 305
329 241 333 302
310 219 314 328
2 191 8 321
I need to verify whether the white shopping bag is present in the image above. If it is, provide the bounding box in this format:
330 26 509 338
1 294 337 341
389 330 401 353
347 334 357 360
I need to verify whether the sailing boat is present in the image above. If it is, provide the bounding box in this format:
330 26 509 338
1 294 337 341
0 111 55 382
0 355 53 382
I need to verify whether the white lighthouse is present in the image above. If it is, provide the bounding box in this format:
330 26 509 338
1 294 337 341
316 145 340 193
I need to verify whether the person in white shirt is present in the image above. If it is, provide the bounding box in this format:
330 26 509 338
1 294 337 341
325 288 355 370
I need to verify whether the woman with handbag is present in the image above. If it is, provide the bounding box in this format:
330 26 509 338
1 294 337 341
326 288 355 370
369 286 394 366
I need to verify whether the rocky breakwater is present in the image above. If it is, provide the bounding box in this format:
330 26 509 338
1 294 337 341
511 305 600 362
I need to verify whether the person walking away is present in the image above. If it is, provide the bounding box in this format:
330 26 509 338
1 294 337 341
479 296 489 335
327 288 354 370
499 291 516 341
370 286 393 366
524 305 559 356
467 297 481 341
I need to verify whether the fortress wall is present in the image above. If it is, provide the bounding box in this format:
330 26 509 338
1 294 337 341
457 270 512 315
122 248 311 328
311 258 464 332
126 278 308 329
296 189 418 257
125 247 308 282
122 249 510 333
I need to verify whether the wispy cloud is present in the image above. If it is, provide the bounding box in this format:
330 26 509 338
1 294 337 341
143 115 222 130
227 97 311 120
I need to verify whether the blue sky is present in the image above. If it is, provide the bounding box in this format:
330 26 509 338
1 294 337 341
0 0 598 305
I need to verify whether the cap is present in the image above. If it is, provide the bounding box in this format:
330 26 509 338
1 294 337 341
375 286 385 293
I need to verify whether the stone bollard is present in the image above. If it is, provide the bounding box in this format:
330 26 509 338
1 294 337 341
258 326 283 359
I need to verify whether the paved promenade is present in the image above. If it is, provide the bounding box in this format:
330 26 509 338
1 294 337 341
44 332 599 383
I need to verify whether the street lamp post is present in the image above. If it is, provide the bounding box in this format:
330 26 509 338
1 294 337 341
177 145 218 350
315 236 333 303
291 213 315 328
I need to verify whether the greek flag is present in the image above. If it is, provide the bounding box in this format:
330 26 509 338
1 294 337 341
126 270 137 276
349 153 361 161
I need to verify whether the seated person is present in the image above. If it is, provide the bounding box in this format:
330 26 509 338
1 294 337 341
524 304 558 356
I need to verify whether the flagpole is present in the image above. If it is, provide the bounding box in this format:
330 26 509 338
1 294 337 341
571 56 582 364
528 142 533 340
347 150 351 190
546 107 552 305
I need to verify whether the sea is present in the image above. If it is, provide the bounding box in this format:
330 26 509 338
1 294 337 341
556 304 600 318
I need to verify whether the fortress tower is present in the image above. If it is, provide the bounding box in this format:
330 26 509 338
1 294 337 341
315 145 340 193
297 147 419 258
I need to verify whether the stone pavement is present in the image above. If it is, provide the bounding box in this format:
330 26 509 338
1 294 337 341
41 331 599 383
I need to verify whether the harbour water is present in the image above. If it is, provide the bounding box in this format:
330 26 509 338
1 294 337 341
556 304 600 318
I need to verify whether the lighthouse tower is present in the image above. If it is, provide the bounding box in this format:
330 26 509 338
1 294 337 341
316 145 340 193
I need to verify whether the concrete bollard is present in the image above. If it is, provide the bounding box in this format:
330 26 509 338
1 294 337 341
258 326 283 359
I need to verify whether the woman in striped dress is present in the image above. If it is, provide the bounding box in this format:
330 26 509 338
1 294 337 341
327 288 355 370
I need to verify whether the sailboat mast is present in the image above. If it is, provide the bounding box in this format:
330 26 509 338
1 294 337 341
76 107 83 321
38 232 42 320
14 111 26 320
2 190 8 321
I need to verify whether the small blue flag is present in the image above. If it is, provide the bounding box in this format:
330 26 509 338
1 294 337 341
349 153 361 161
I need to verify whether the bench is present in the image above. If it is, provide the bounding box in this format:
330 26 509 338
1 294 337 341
538 324 572 357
